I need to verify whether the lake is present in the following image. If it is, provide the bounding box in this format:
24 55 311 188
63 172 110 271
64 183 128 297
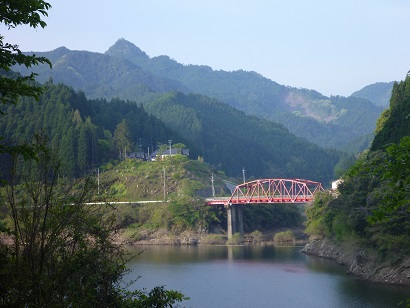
125 245 410 307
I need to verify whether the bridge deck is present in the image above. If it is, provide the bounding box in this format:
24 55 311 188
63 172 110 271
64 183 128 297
206 195 314 206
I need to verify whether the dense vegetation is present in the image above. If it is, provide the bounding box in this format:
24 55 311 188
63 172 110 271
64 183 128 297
0 80 343 184
305 73 410 260
96 156 304 241
350 81 394 108
106 39 384 149
15 39 385 149
267 96 383 151
143 91 341 183
0 2 186 306
371 75 410 151
0 80 187 178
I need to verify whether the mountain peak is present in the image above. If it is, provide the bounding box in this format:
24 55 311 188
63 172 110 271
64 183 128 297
105 38 148 60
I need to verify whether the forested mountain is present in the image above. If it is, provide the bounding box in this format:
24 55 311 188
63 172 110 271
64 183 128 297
15 39 385 150
350 81 394 108
371 77 410 151
142 91 341 183
106 39 384 150
0 81 187 178
305 72 410 267
0 79 341 184
17 46 187 100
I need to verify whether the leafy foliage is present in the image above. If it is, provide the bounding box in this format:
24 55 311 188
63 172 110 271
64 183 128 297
1 82 342 183
0 3 188 306
0 136 120 306
243 204 303 233
114 119 132 160
273 230 296 243
305 72 410 259
127 286 188 308
0 82 188 178
0 135 189 307
371 75 410 151
0 1 51 108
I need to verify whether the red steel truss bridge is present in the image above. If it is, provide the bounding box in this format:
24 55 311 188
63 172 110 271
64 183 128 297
206 178 324 206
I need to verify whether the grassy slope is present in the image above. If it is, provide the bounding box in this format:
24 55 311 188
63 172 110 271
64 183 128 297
100 157 305 243
100 155 227 202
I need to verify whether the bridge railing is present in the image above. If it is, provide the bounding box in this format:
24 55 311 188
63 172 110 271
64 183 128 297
206 178 324 206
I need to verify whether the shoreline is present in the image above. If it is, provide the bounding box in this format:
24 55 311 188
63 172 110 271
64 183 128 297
118 228 308 246
120 230 410 287
301 238 410 287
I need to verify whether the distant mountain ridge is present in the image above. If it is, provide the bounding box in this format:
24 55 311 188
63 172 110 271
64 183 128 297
350 81 394 108
16 38 387 150
22 45 189 98
0 79 341 184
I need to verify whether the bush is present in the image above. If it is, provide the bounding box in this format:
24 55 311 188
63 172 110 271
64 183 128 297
273 230 295 243
226 233 243 245
247 230 264 243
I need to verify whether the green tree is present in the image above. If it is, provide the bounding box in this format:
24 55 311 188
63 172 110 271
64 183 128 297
157 142 169 156
0 1 51 159
173 142 186 154
0 136 187 306
369 137 410 224
114 119 132 160
77 125 88 172
60 126 76 177
0 0 51 108
0 2 187 306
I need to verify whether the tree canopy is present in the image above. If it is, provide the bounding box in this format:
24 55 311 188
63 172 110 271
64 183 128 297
0 0 51 108
0 2 188 306
305 72 410 260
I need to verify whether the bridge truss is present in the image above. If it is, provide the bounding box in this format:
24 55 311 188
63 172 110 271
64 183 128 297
206 178 324 206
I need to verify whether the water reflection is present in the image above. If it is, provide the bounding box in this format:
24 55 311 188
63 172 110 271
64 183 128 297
125 245 410 308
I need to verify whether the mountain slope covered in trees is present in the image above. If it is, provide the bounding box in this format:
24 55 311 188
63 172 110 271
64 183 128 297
143 91 341 183
0 80 341 184
15 39 385 150
305 72 410 280
106 39 384 150
0 81 187 178
350 81 394 108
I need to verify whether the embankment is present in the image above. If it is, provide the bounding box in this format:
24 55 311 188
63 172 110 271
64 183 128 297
302 238 410 286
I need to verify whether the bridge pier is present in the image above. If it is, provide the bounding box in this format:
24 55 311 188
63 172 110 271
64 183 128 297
226 204 243 239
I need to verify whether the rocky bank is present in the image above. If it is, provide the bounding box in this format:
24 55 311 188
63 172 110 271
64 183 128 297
302 238 410 286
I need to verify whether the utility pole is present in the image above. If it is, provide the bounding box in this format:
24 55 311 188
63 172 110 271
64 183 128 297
211 173 215 197
168 139 172 156
97 168 100 195
242 167 246 184
163 166 166 200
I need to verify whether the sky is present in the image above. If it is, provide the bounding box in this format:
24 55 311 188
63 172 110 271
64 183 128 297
4 0 410 97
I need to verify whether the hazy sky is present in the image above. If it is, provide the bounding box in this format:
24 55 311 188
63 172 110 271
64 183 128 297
4 0 410 96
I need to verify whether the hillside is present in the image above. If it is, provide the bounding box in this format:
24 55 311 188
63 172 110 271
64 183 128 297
304 72 410 285
350 81 394 108
98 157 304 241
17 46 187 99
371 77 410 150
142 91 341 183
15 39 384 150
106 39 384 149
0 80 341 184
0 81 188 179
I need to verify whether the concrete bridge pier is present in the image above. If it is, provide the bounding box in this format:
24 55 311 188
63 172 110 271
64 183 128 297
226 204 244 239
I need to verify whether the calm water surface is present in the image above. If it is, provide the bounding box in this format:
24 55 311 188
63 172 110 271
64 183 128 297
125 245 410 308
